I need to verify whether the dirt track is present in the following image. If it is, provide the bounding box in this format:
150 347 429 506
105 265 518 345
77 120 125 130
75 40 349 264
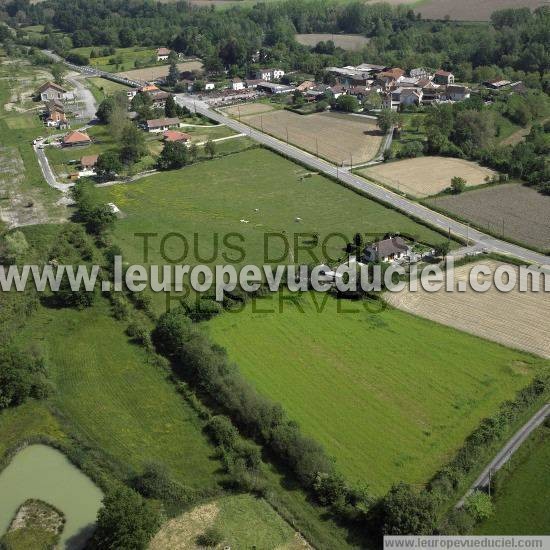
385 261 550 359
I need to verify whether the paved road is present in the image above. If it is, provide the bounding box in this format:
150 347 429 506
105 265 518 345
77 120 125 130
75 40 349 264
175 94 550 268
456 403 550 507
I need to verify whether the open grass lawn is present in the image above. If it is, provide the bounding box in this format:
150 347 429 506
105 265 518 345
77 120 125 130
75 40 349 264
390 113 426 155
476 426 550 535
92 148 447 310
207 293 545 494
86 77 131 102
14 301 221 490
151 494 302 549
70 47 158 73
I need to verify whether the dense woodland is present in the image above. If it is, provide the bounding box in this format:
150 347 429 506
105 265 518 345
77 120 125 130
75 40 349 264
1 0 549 89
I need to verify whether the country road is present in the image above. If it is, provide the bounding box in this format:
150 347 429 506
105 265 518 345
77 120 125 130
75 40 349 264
175 94 550 268
456 403 550 508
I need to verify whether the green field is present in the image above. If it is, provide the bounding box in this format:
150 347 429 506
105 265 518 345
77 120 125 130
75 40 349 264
151 494 301 548
207 293 545 493
70 46 159 73
92 147 447 310
476 425 550 535
13 300 221 489
86 77 131 102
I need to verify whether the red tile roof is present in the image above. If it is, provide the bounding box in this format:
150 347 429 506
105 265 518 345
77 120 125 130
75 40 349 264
63 130 91 144
163 130 191 142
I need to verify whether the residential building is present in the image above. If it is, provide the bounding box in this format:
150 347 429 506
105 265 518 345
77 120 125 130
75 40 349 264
409 67 431 79
36 81 67 101
362 236 411 263
80 154 99 170
163 130 191 143
434 70 455 85
149 90 171 108
62 130 91 147
254 68 285 81
445 85 471 101
231 77 245 91
204 82 215 91
156 47 171 61
296 80 316 93
43 99 68 128
384 87 422 110
146 117 182 132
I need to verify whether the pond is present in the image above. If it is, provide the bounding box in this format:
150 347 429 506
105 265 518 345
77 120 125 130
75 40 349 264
0 444 104 549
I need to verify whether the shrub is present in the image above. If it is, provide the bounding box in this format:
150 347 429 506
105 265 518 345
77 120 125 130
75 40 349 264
196 527 223 547
464 490 493 522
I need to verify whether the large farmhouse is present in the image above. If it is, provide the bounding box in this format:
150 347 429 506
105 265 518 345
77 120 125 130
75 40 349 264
36 81 68 101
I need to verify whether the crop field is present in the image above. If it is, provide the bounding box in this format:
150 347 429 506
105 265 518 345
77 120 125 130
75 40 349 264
295 33 369 50
359 157 497 198
414 0 547 21
476 426 550 535
207 292 545 493
92 148 447 309
14 300 221 490
385 261 550 359
115 61 203 82
237 108 383 165
427 183 550 252
151 494 306 549
222 102 278 117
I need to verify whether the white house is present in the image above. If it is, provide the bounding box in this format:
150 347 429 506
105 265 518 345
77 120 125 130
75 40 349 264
434 70 455 85
156 47 171 61
36 81 68 101
254 68 285 81
204 82 215 91
146 117 182 133
231 77 245 91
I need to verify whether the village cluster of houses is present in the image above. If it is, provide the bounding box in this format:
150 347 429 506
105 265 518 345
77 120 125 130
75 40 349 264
35 81 73 129
321 64 471 109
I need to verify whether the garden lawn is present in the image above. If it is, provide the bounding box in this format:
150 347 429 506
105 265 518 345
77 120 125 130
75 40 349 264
70 47 158 73
207 293 545 494
476 426 550 535
14 301 221 490
92 147 448 311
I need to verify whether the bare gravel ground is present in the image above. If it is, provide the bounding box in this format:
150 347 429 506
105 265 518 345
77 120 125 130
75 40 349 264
385 260 550 359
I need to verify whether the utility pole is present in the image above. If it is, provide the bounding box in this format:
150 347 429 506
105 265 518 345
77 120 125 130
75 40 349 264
349 153 353 170
261 115 264 132
286 126 289 145
315 137 319 157
237 104 241 121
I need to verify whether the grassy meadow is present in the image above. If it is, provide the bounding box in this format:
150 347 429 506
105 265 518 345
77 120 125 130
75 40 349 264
207 292 546 494
476 425 550 535
70 46 159 73
92 147 448 310
13 300 221 490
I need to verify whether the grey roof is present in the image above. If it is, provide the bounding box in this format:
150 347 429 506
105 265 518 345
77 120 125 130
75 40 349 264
366 237 409 258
